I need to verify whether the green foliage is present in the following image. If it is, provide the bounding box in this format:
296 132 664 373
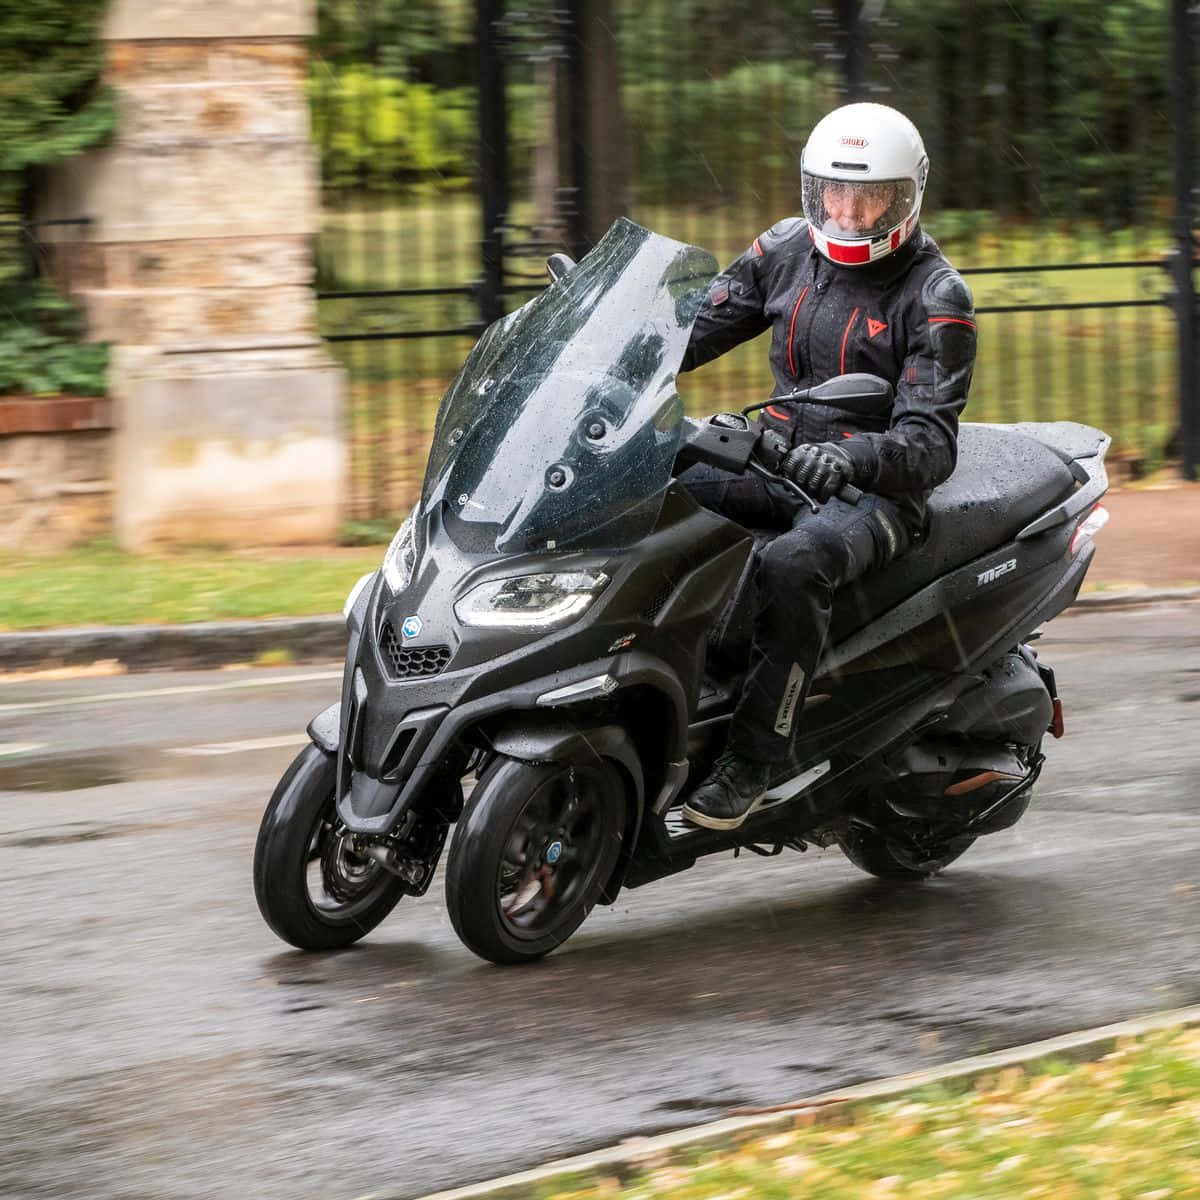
624 60 830 206
0 1 114 171
880 0 1172 223
0 0 115 274
315 0 471 76
311 0 1174 225
311 67 477 193
0 284 108 396
310 67 542 198
0 0 113 395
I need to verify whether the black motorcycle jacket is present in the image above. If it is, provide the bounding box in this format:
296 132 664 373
681 218 977 523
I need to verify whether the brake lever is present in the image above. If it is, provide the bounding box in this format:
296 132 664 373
747 459 819 513
746 459 863 509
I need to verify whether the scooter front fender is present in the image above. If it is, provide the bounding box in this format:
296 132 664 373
487 719 646 810
307 702 340 754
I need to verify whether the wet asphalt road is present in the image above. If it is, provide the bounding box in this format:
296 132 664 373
1 605 1198 1200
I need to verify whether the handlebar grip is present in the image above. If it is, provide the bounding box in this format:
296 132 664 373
838 482 863 505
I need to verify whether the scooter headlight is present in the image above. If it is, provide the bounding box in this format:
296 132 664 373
381 514 416 594
454 571 609 629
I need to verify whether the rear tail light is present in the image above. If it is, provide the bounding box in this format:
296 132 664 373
1069 503 1109 556
1050 697 1065 738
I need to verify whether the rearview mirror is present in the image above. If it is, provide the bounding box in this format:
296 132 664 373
806 373 895 410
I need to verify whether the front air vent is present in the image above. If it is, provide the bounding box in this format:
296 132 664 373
380 623 452 679
641 582 675 621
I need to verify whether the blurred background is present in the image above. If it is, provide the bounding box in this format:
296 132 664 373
2 0 1197 542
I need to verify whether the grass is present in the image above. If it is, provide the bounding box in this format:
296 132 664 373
537 1026 1200 1200
321 197 1182 517
0 540 383 631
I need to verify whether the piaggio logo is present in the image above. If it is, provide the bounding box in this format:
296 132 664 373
977 558 1018 587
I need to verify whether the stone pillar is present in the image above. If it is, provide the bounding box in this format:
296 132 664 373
37 0 345 549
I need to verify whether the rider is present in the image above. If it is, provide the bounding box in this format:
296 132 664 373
679 101 978 831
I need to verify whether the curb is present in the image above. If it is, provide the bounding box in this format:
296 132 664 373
0 615 347 673
0 588 1196 675
1067 585 1200 611
373 1004 1200 1200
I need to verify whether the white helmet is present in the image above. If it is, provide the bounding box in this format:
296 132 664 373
801 102 929 267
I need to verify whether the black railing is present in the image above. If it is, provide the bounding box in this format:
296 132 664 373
313 0 1198 516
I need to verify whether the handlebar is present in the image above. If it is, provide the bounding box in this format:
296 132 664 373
676 416 863 509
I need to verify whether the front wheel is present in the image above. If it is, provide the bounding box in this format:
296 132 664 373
445 756 627 964
253 744 406 950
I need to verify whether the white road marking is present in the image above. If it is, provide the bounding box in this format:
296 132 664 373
0 669 342 716
0 742 45 758
168 734 309 757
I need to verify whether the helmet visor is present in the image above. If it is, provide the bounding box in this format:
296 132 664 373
802 173 917 242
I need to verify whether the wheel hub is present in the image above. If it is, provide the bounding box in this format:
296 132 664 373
320 826 383 903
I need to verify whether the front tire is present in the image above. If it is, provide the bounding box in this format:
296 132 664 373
253 744 406 950
445 756 627 965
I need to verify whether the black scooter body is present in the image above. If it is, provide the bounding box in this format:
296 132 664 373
315 411 1107 902
264 220 1111 962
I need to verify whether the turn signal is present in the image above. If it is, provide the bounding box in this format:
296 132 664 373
1069 503 1109 556
1050 697 1065 738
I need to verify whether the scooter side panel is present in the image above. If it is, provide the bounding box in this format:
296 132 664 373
821 521 1075 676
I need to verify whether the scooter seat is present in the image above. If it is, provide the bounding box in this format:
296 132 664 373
832 423 1077 638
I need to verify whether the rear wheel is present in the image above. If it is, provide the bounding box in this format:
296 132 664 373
445 756 627 964
838 740 1045 880
838 822 976 881
253 744 406 950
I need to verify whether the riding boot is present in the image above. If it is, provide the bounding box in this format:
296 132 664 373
681 749 774 830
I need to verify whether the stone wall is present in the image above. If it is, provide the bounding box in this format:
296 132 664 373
0 400 113 551
34 0 345 551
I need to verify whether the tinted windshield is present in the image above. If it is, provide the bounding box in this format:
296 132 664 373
419 219 717 554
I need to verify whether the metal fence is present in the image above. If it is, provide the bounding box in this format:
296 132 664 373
312 0 1197 519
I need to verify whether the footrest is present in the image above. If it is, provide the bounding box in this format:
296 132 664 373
664 807 695 840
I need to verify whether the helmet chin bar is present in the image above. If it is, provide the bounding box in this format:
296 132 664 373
809 213 919 267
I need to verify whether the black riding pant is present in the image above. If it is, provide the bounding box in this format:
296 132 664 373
682 464 914 763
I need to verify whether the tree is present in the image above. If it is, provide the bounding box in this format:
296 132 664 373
0 0 114 393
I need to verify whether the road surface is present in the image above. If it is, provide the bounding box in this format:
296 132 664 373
1 605 1197 1199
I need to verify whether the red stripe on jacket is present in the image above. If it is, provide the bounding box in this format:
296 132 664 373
840 307 860 374
786 286 810 378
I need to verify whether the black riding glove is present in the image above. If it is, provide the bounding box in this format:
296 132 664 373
780 441 857 503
